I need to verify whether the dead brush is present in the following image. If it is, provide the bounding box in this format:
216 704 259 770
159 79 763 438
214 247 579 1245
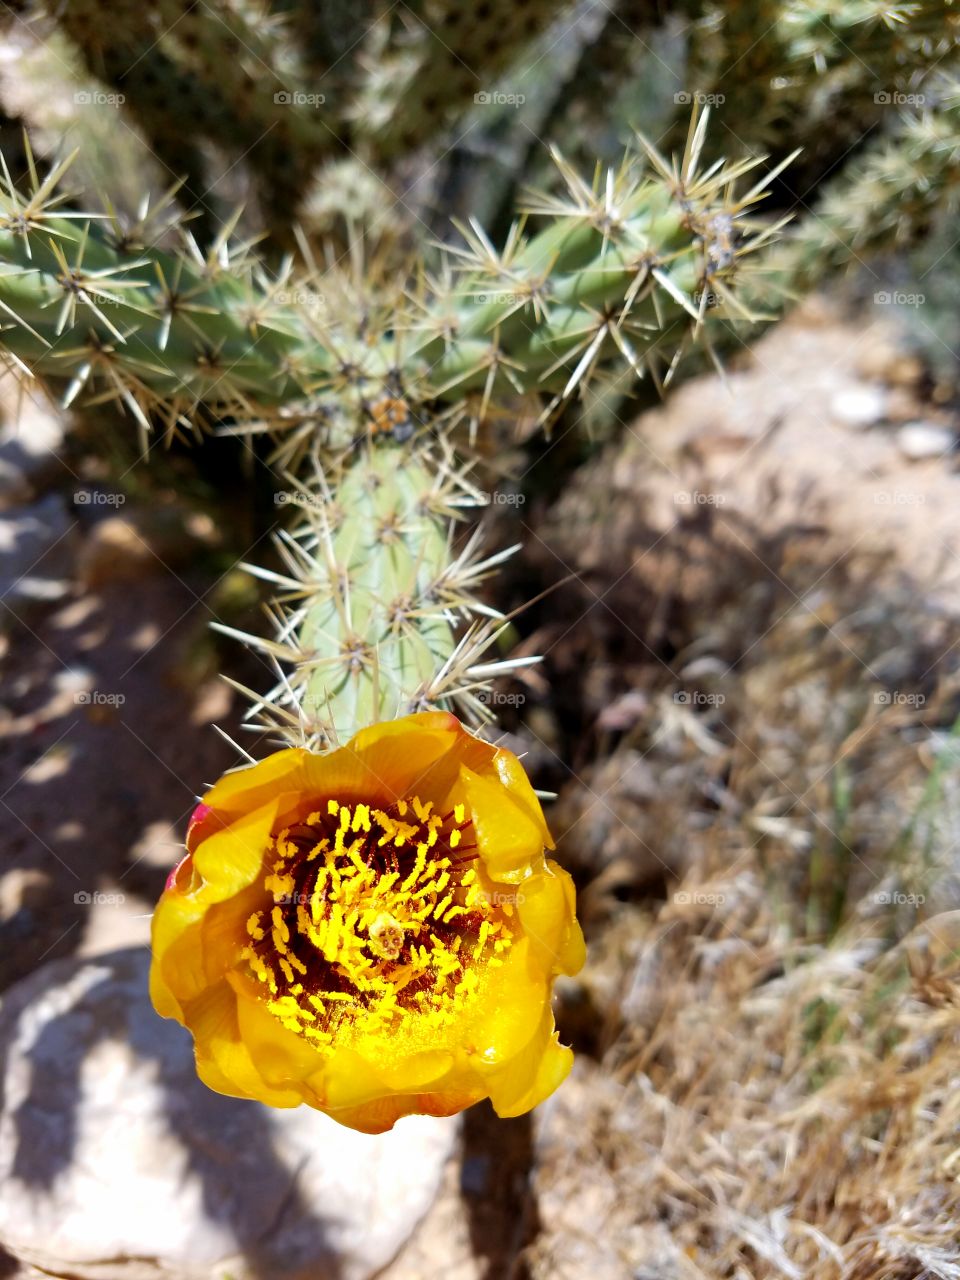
507 450 960 1277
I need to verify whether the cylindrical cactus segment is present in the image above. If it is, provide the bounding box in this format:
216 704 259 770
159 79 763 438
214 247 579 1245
223 442 514 746
0 122 780 439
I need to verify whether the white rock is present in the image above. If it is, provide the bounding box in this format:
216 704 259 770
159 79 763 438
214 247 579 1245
830 386 888 428
0 381 67 504
896 421 956 461
0 493 74 605
0 947 458 1280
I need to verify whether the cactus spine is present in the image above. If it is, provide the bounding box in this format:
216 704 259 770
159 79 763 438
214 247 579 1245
0 112 788 744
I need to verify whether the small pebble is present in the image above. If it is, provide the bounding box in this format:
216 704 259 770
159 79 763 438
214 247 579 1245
896 422 956 461
830 386 888 428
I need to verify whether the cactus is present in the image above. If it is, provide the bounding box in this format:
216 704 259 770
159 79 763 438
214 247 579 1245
0 116 779 408
755 76 960 300
42 0 345 231
0 110 788 741
533 0 958 190
3 0 956 756
350 0 564 157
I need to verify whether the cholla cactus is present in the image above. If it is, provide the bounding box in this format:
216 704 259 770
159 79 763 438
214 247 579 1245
769 76 960 293
0 113 784 743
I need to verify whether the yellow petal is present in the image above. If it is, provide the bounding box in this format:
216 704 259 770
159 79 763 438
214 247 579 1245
186 981 302 1107
461 769 548 883
232 983 327 1091
488 1015 573 1118
460 939 550 1065
516 861 586 977
338 711 463 803
191 798 279 902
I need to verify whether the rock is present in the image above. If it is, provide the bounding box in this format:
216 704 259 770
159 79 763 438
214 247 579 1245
75 513 157 588
896 421 956 461
0 948 458 1280
830 385 888 428
531 1060 650 1279
0 379 67 506
76 505 218 589
854 338 925 390
0 493 74 608
0 867 53 921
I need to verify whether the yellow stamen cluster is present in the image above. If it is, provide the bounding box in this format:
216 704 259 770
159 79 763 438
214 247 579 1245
240 796 513 1047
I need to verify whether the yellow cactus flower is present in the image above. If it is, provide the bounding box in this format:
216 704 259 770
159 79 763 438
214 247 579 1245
150 711 584 1134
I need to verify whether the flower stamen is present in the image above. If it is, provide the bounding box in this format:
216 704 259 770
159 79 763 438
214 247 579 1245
241 794 511 1046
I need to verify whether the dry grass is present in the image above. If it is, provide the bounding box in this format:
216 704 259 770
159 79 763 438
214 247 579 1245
513 414 960 1279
